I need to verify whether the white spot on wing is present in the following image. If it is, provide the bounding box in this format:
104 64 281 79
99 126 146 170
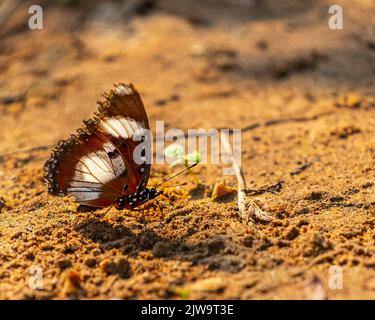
79 154 116 183
71 141 127 199
101 121 120 138
118 118 133 137
102 118 129 139
67 188 101 201
102 142 115 153
110 153 126 177
128 119 142 133
100 117 144 140
115 84 133 95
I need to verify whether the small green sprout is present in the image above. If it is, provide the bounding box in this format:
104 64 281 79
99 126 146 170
164 144 201 168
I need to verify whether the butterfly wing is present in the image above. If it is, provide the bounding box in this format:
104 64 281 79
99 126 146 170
44 83 151 208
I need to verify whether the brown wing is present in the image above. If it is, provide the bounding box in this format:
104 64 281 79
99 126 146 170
43 83 151 208
97 83 149 129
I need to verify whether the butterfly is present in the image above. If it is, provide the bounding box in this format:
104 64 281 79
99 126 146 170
44 83 162 211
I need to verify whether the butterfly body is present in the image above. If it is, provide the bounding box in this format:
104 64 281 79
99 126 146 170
115 188 162 210
44 83 157 211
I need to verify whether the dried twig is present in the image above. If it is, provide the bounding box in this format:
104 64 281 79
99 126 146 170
290 162 313 176
246 180 283 195
220 132 272 222
240 111 334 133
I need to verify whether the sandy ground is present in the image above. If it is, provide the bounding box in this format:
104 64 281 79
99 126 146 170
0 0 374 299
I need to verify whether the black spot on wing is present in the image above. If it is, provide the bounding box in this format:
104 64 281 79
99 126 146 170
107 149 120 159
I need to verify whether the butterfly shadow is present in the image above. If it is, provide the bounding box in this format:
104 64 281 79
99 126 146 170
75 216 170 256
76 215 244 274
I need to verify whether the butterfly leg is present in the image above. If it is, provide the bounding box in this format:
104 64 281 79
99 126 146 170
153 199 163 213
140 208 147 225
98 205 113 219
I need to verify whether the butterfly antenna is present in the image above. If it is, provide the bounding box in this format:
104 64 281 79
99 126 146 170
155 163 198 188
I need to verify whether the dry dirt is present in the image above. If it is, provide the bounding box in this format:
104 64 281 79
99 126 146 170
0 0 374 299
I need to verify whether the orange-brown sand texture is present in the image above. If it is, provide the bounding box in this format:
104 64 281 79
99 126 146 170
0 0 374 299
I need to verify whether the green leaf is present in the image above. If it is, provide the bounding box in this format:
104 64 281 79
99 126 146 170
164 144 201 168
164 144 185 159
185 150 201 164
